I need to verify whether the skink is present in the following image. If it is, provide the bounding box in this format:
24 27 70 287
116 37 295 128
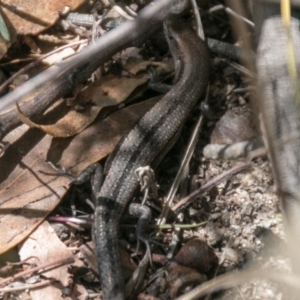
94 17 210 300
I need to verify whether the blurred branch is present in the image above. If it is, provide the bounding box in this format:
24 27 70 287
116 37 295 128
0 0 174 139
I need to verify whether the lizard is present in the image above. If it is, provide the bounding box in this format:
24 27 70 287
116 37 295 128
94 14 210 300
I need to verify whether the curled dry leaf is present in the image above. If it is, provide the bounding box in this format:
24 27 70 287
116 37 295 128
0 97 159 255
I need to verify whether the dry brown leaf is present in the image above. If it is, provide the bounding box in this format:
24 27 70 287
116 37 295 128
0 97 159 255
19 221 81 299
19 221 75 285
1 0 86 35
17 103 102 137
17 73 151 137
81 73 150 107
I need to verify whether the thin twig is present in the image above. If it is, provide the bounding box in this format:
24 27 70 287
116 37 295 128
0 257 74 287
108 0 134 20
208 4 254 27
190 0 204 39
172 162 250 213
0 279 55 293
157 92 207 226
